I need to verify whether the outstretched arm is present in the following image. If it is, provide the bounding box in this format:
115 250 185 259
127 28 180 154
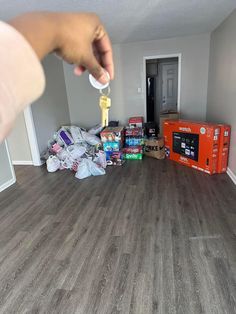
0 12 114 142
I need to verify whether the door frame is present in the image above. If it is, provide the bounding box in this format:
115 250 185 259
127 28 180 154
23 106 42 166
0 140 16 192
143 53 182 122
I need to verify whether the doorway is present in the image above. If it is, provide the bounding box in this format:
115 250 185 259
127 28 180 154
144 54 181 129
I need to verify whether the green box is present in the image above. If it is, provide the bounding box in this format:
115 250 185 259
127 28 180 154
124 153 143 160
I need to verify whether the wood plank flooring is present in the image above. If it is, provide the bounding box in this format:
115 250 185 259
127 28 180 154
0 159 235 314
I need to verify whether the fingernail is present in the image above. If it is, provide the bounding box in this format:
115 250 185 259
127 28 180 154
99 70 110 84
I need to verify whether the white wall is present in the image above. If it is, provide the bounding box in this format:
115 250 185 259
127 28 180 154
31 55 70 156
63 64 101 129
64 33 210 127
7 112 32 163
207 9 236 177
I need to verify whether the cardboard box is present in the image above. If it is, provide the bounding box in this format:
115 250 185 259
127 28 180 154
101 126 124 143
125 137 144 146
123 146 143 154
125 127 144 137
129 116 143 124
159 113 179 135
128 116 144 128
124 153 143 160
217 124 231 173
105 151 124 166
144 138 165 160
144 122 158 138
103 141 121 152
164 120 221 175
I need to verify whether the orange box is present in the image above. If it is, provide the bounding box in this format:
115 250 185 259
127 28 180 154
217 124 231 173
164 120 221 175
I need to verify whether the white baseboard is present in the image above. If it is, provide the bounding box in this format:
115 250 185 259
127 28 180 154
13 160 33 165
0 178 16 193
34 160 45 166
227 167 236 185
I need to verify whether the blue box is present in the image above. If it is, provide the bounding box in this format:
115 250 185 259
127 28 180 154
103 142 121 152
125 137 144 146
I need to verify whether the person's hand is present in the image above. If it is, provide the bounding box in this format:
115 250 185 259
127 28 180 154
55 13 114 83
9 12 114 83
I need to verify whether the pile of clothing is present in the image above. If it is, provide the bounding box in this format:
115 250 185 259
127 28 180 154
45 125 107 180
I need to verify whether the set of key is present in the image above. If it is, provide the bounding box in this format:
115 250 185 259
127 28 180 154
99 86 111 127
89 71 111 127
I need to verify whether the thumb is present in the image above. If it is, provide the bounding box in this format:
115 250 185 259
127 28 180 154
82 51 109 85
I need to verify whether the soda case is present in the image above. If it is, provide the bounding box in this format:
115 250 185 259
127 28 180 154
217 124 231 173
128 116 143 128
123 146 143 154
124 153 143 160
163 120 228 175
125 137 144 146
125 127 144 137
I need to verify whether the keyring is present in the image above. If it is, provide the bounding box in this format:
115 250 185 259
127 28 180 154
99 86 110 96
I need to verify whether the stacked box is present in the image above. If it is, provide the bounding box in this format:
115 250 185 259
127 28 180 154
144 122 158 138
100 127 124 161
123 125 144 160
128 116 144 128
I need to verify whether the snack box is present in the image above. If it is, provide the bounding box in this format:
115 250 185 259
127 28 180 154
123 146 143 154
100 126 124 143
125 127 144 137
106 151 124 166
124 153 143 160
103 141 121 152
125 137 144 146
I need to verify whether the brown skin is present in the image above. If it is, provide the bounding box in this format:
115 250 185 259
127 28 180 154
9 12 114 84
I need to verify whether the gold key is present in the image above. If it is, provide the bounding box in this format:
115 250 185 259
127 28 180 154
99 87 111 127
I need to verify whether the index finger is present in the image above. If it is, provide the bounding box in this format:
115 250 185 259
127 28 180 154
94 32 114 80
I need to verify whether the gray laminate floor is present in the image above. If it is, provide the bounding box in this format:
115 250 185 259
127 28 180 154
0 159 235 314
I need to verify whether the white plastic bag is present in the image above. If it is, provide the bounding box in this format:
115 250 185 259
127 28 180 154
57 148 70 161
61 157 74 170
88 124 103 135
46 155 61 172
81 131 101 146
67 144 86 160
75 159 91 179
93 150 107 168
70 126 85 144
87 159 106 176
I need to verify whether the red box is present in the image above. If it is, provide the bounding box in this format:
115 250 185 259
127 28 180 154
129 116 143 124
217 124 231 173
164 120 221 175
123 146 143 154
128 116 143 128
125 127 144 137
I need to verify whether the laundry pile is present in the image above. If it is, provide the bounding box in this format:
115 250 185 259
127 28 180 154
45 125 107 179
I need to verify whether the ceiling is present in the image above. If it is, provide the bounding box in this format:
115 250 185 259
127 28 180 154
0 0 235 44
